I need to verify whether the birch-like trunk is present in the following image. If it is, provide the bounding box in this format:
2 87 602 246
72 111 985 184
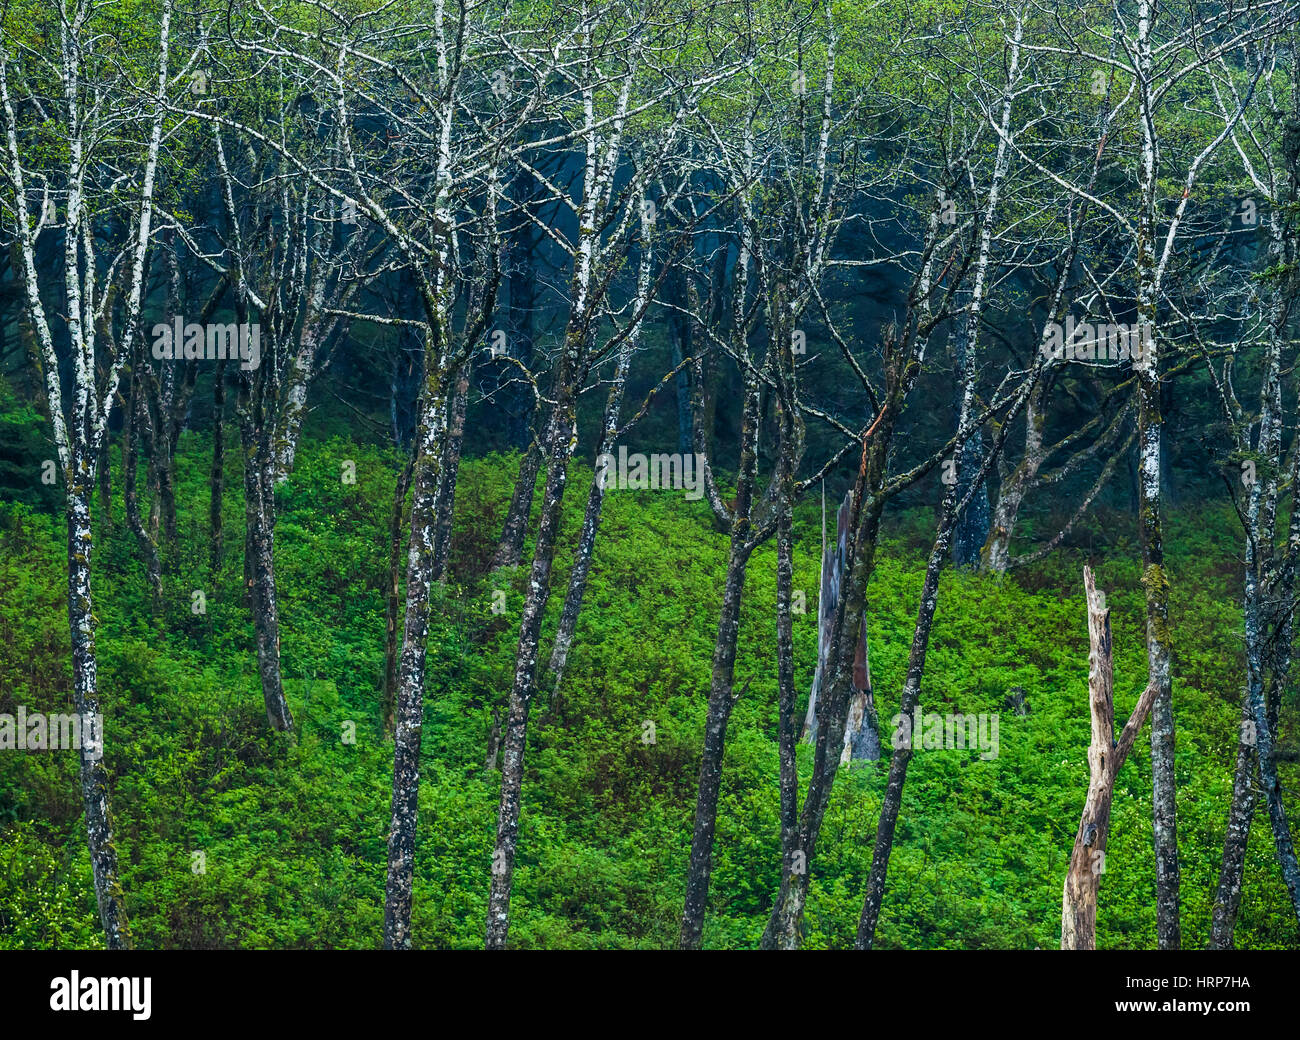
678 354 763 950
382 456 414 739
273 308 326 486
485 373 578 949
491 439 542 571
1209 702 1259 947
483 20 641 944
210 360 226 574
382 363 448 949
123 358 162 605
67 457 131 949
678 535 756 949
430 359 470 582
547 212 653 693
1134 0 1181 948
0 0 173 948
238 398 293 732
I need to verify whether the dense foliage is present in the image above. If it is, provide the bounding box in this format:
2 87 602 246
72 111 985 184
2 427 1295 949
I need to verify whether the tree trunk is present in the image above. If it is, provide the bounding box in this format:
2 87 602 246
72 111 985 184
239 406 293 732
274 316 323 485
801 489 878 762
485 382 578 950
1244 532 1300 925
1135 2 1181 948
147 234 182 543
1061 567 1157 949
546 216 653 694
679 347 765 950
1209 703 1259 948
123 360 162 606
678 537 755 950
66 458 131 949
983 389 1044 572
491 438 543 571
210 360 226 574
760 362 807 950
949 305 988 569
855 498 958 948
383 365 449 950
382 456 414 739
430 359 470 582
1136 261 1180 952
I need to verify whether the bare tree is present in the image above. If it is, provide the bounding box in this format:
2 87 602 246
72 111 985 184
0 0 176 948
1061 567 1158 950
485 0 727 948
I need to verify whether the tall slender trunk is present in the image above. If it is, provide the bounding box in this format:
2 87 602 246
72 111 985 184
1215 48 1300 935
210 360 226 574
547 216 652 693
234 281 292 731
1241 403 1300 923
1209 703 1259 948
491 438 542 570
1135 0 1180 949
855 495 959 948
66 458 130 948
949 303 988 568
382 456 414 739
1136 366 1179 949
679 352 763 950
383 364 449 949
760 360 806 950
430 359 470 582
1212 219 1287 945
239 403 293 732
123 359 162 605
147 234 182 543
773 484 798 903
678 538 756 949
857 293 992 953
381 70 470 948
1061 568 1157 949
485 379 578 950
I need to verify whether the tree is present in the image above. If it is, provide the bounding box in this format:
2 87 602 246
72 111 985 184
0 0 176 948
1061 567 1157 950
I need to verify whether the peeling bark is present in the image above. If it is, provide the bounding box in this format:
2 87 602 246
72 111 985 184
1061 567 1157 950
